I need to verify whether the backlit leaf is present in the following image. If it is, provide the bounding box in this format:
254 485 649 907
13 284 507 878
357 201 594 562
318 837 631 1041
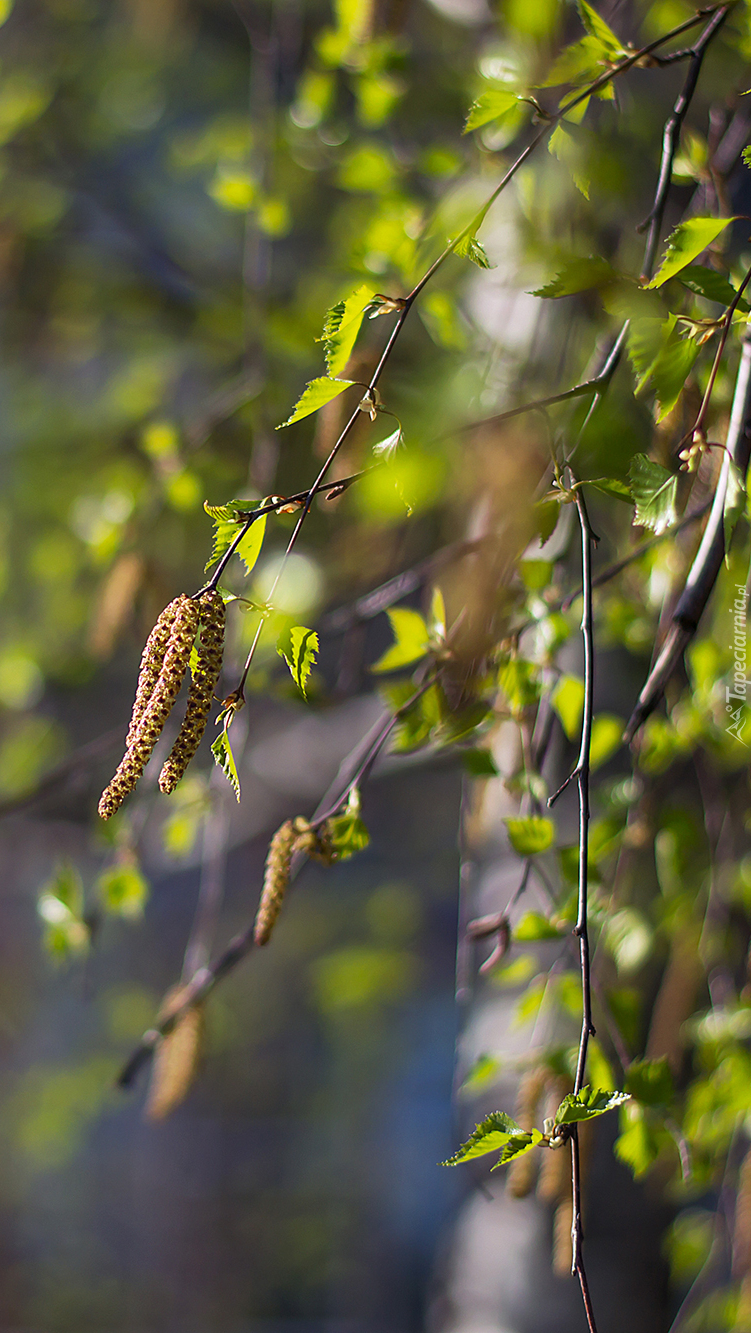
629 454 678 534
453 233 493 268
278 624 319 698
554 1086 630 1125
320 284 376 377
211 726 241 801
464 88 520 133
504 815 555 856
277 377 355 428
625 1056 674 1109
531 256 617 298
514 911 562 941
577 0 625 57
327 786 370 859
552 674 585 741
589 714 623 769
679 264 750 311
647 217 737 289
442 1111 541 1165
371 607 429 672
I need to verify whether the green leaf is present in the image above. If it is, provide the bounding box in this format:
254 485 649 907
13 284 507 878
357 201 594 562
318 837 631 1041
647 216 737 289
277 624 319 698
589 714 623 769
723 457 746 564
552 674 585 741
679 264 750 311
629 314 699 421
319 284 376 377
372 426 402 460
464 88 520 133
371 607 429 672
204 513 267 576
429 585 446 641
442 1110 534 1165
453 233 493 269
614 1103 662 1178
498 657 541 714
577 0 625 57
327 786 370 860
461 747 499 777
37 862 90 958
504 816 555 856
493 1130 543 1167
459 1053 503 1095
277 376 355 428
629 454 678 535
589 477 632 503
541 36 610 90
624 1056 674 1109
548 122 590 199
211 726 241 802
531 256 616 298
554 1086 630 1125
96 861 149 919
515 911 562 941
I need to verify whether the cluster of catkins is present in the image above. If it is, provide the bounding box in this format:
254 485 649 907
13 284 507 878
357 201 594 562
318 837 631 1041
99 590 225 820
254 816 335 946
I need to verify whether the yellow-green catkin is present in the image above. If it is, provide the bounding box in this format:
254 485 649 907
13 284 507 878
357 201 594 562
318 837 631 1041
145 985 204 1121
254 817 318 946
125 595 186 747
159 590 226 794
98 596 200 820
506 1066 548 1199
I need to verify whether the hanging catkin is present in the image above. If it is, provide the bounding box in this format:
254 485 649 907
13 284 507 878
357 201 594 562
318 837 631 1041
253 817 319 946
126 594 186 746
98 595 200 819
159 590 225 794
145 986 204 1121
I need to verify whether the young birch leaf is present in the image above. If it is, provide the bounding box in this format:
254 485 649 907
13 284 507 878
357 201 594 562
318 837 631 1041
278 624 319 698
577 0 625 57
211 726 241 801
514 911 562 941
504 816 555 856
680 264 750 311
531 256 617 298
372 426 402 460
327 786 370 859
629 454 678 534
493 1130 543 1168
371 607 430 672
320 284 376 377
441 1110 527 1165
464 88 519 133
589 477 632 502
549 123 590 199
554 1086 630 1125
648 322 700 421
624 1056 674 1108
552 674 585 741
277 377 355 428
723 457 746 563
589 714 624 769
453 234 493 269
647 216 737 289
236 513 267 577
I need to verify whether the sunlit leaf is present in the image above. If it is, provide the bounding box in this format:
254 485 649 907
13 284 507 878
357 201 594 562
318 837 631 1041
327 786 370 859
442 1110 528 1164
371 607 429 672
554 1085 630 1125
320 284 376 377
453 233 493 268
647 216 737 289
589 477 632 502
96 861 149 919
629 454 678 534
504 816 555 856
549 122 590 198
531 256 617 298
577 0 625 57
464 88 520 133
552 674 585 741
514 911 562 941
589 714 623 769
372 426 402 460
277 377 355 428
211 726 241 802
679 264 750 311
277 624 319 698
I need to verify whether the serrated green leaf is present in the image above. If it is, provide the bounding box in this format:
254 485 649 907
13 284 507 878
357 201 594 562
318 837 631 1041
327 786 370 860
204 501 238 522
577 0 624 54
205 512 266 576
441 1110 525 1165
589 477 632 503
541 35 608 89
647 216 737 289
320 284 376 377
531 256 617 298
277 376 355 428
371 607 429 673
492 1129 544 1168
629 454 678 534
649 322 700 422
679 264 750 311
277 624 319 698
554 1085 630 1125
515 911 562 941
548 122 590 199
504 815 555 856
723 457 746 565
211 726 241 801
552 674 585 741
453 233 493 268
624 1056 674 1108
464 88 520 133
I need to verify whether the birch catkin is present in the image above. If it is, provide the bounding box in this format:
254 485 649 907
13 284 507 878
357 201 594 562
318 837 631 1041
98 595 200 819
126 594 186 746
254 817 317 946
145 986 204 1121
506 1066 547 1199
159 590 225 794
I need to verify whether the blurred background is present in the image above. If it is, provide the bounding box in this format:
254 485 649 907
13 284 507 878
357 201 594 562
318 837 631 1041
0 0 748 1329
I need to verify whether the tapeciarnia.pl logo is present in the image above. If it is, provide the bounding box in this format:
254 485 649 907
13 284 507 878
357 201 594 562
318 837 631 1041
726 584 749 745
